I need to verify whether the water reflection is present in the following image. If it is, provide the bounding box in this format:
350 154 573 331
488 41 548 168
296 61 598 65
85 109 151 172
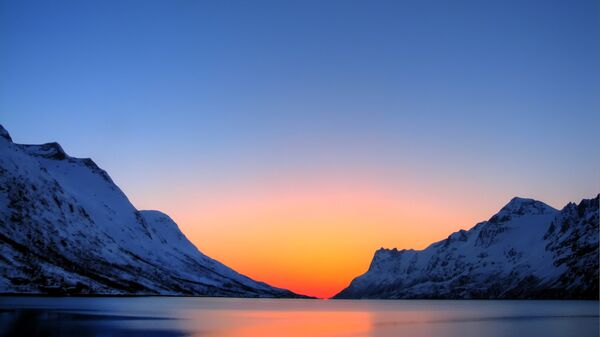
0 297 597 337
204 311 371 337
0 309 188 337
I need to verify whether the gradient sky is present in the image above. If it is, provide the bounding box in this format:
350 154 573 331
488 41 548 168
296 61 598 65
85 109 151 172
1 0 599 298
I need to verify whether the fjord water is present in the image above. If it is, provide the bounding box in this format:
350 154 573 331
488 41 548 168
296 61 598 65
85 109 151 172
0 297 597 337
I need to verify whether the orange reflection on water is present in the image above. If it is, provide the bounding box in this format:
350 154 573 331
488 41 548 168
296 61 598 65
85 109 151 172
199 310 371 337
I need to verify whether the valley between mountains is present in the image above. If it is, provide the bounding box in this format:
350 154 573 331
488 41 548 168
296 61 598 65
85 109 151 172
0 125 597 299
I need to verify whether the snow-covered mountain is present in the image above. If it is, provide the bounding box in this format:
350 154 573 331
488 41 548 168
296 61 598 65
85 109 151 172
0 125 305 297
334 195 599 299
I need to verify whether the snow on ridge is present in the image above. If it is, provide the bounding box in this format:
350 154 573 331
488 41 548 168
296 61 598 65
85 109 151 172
491 196 557 222
0 125 305 298
375 197 558 256
0 125 12 142
20 142 69 160
334 195 598 299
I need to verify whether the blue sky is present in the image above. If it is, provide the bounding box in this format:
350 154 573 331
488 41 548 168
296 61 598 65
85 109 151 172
1 0 599 209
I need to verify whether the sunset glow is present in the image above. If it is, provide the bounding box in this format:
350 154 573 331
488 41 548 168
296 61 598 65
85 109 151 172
3 0 598 299
129 172 557 298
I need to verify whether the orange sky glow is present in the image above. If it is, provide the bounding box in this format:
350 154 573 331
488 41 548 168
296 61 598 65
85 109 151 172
131 171 527 299
3 0 599 302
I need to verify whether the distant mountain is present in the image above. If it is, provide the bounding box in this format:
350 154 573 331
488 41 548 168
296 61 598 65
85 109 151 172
334 195 599 299
0 125 305 297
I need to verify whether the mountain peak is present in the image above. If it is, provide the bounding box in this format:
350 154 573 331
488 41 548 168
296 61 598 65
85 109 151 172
0 126 305 298
0 125 12 142
489 197 557 223
334 193 599 299
503 197 554 213
21 142 69 160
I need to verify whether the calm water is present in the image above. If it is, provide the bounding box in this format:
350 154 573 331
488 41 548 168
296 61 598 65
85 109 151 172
0 297 597 337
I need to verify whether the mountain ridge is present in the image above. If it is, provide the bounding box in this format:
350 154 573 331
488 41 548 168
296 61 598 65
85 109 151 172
0 125 308 298
334 194 598 299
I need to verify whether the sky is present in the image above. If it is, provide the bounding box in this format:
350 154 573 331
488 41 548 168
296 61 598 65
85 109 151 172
1 0 599 298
